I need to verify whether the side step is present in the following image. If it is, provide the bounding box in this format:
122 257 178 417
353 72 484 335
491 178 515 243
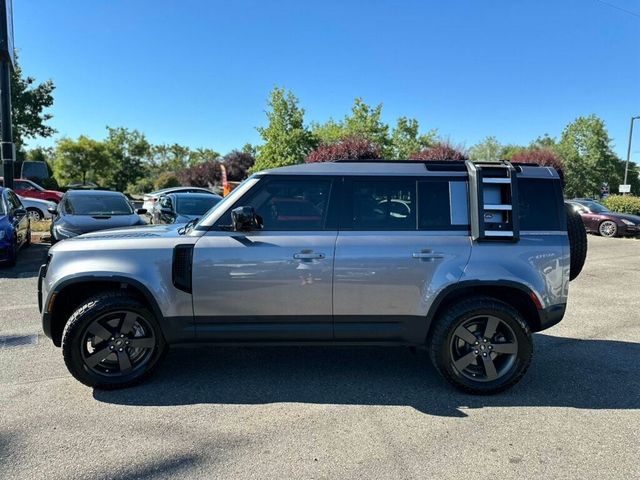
465 160 520 242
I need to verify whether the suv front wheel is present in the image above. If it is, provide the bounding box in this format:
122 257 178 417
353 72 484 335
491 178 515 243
429 297 533 394
62 292 167 389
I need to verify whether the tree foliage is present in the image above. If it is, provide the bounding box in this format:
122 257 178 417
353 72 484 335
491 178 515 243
177 161 221 187
559 115 622 198
469 136 503 162
306 136 381 163
154 172 181 190
10 57 56 151
253 87 316 171
390 117 436 159
410 142 468 161
105 127 151 192
53 136 111 186
223 150 255 181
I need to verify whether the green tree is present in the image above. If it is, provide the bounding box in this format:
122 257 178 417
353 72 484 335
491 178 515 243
253 87 316 170
148 144 192 173
390 117 436 159
559 115 622 198
10 57 56 152
53 136 111 186
501 144 526 160
189 148 220 166
311 118 345 145
469 136 503 162
105 127 151 191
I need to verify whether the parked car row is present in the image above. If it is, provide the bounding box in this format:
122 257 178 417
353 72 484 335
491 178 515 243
0 177 63 203
567 199 640 238
0 187 31 266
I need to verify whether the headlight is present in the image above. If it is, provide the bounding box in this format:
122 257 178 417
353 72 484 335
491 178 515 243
55 226 80 238
621 219 636 226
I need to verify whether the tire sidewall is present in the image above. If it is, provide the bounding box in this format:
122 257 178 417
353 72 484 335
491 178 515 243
62 295 166 388
437 304 532 394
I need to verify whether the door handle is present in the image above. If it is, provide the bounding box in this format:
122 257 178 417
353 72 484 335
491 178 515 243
412 250 444 260
294 252 325 260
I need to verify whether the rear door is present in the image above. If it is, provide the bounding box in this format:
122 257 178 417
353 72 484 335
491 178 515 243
192 175 338 341
333 176 472 343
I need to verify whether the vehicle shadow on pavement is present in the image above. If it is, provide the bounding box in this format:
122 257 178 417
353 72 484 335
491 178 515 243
0 243 49 279
93 334 640 417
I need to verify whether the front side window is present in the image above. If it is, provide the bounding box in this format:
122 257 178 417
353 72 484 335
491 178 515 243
15 181 33 191
220 178 332 231
176 196 221 216
347 180 416 230
66 195 134 216
8 191 22 210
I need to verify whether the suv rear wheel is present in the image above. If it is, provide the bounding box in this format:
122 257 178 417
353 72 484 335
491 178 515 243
62 291 167 389
429 296 533 394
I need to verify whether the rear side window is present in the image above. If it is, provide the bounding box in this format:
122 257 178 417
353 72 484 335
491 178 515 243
518 179 562 230
346 180 416 230
418 180 469 230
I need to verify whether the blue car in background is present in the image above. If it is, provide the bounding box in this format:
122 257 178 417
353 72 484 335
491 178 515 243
0 187 31 267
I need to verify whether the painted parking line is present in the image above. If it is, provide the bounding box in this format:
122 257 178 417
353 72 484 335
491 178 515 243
0 304 39 311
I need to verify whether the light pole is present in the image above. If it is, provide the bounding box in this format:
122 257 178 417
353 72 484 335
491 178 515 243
623 115 640 187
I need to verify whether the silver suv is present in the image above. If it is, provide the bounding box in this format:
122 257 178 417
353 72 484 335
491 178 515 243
38 160 587 394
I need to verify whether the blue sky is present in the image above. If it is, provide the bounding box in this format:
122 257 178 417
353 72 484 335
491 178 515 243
14 0 640 158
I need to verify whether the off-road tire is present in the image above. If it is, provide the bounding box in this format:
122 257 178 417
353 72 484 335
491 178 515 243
429 296 533 395
565 204 587 281
62 291 167 389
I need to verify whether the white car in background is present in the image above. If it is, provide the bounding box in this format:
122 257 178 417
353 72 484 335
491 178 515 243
142 187 218 222
18 195 57 221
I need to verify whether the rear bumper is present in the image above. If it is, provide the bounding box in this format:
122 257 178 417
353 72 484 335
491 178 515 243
537 303 566 331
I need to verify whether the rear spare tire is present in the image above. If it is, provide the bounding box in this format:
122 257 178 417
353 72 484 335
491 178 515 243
565 204 587 281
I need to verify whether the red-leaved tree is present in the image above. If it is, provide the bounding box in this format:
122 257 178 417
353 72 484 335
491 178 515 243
306 136 381 163
223 150 255 181
177 161 222 187
410 142 468 161
512 148 565 183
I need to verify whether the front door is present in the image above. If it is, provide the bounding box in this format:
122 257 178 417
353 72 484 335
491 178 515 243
192 176 337 341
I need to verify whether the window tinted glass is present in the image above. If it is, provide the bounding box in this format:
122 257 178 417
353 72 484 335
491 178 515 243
519 179 561 230
348 180 416 230
418 180 469 230
66 195 134 216
232 178 332 231
14 181 30 190
8 191 22 209
176 196 221 216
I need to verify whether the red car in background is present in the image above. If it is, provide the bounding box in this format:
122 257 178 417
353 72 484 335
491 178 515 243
567 199 640 237
0 177 63 203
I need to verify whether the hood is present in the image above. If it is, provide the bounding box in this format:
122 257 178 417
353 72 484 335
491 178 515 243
604 212 640 224
74 223 183 240
60 214 144 234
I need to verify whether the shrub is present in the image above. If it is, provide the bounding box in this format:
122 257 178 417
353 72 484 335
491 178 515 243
154 172 181 190
603 195 640 216
306 136 381 163
127 177 155 195
177 161 221 187
410 142 468 161
512 148 565 184
223 150 255 181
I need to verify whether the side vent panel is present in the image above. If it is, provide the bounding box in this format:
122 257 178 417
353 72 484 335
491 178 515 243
172 245 194 293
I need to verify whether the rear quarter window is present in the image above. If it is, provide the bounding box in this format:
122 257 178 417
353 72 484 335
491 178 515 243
518 179 562 231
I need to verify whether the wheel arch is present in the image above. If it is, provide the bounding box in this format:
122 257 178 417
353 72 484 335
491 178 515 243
46 276 163 347
425 281 543 341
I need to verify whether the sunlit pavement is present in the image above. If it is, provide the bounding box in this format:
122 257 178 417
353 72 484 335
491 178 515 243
0 236 638 479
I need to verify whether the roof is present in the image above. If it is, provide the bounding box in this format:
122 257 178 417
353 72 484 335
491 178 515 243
66 189 126 197
168 192 222 199
257 160 560 179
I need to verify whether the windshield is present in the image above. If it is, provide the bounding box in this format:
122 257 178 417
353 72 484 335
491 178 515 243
583 202 609 213
176 196 221 216
195 176 260 229
65 195 134 215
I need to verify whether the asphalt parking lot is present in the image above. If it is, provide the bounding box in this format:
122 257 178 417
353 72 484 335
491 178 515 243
0 236 638 480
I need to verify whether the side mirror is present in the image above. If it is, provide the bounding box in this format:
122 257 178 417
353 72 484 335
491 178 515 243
47 206 57 215
231 206 262 232
136 208 147 215
14 208 27 218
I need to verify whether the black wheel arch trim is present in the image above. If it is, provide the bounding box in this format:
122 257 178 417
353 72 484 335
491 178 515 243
43 275 167 346
425 280 556 335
